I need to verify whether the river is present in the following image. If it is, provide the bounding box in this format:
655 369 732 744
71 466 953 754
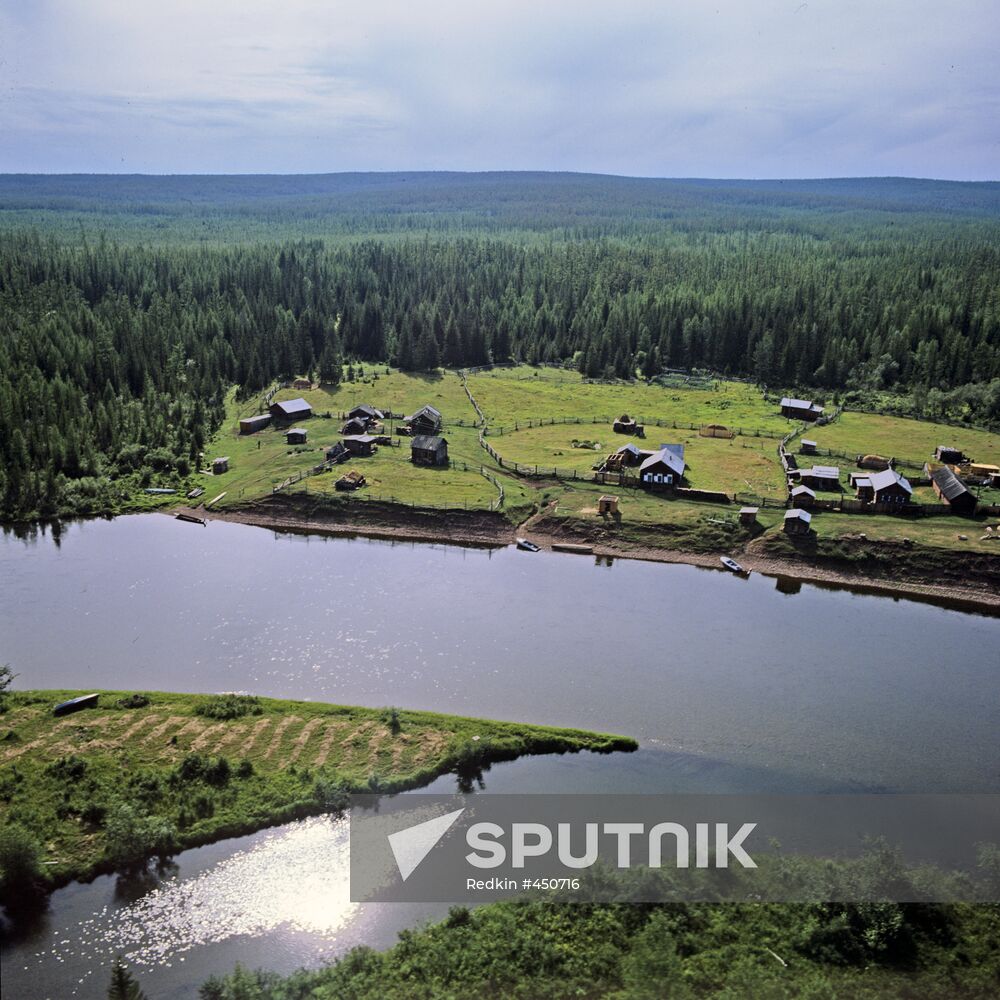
1 514 997 998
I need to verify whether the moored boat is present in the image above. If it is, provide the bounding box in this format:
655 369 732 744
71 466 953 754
516 538 540 551
720 556 749 574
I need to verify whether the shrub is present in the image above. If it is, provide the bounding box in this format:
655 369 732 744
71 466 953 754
235 759 254 779
116 693 151 709
103 803 178 871
195 695 263 720
0 824 43 899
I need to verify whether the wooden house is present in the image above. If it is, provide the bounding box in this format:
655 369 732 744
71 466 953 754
270 397 312 422
799 439 818 455
797 465 840 491
341 417 369 436
780 397 824 421
783 508 812 535
239 414 272 434
935 445 966 464
789 484 816 507
212 456 229 474
853 475 874 502
598 495 620 515
285 428 308 445
869 469 912 505
410 435 449 466
639 444 685 488
738 506 759 526
343 435 377 457
404 405 442 435
931 467 977 515
348 404 384 423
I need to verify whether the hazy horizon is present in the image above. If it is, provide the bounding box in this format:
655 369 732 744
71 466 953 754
1 2 997 181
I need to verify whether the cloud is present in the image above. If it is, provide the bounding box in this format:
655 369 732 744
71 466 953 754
0 0 997 177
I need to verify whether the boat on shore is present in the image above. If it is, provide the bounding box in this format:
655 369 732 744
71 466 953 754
720 556 749 575
176 512 207 526
516 537 541 552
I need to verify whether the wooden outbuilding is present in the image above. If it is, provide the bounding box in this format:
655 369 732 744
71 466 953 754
783 508 813 535
239 414 272 434
799 439 818 455
935 445 966 464
404 405 443 436
931 467 977 515
780 397 824 421
348 404 384 423
343 435 377 457
212 456 229 474
270 397 313 421
739 506 759 526
285 428 308 445
410 435 449 466
341 417 369 436
598 495 620 515
797 465 840 491
789 484 816 507
613 414 644 436
325 442 348 464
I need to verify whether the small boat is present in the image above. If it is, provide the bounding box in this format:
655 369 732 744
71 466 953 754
552 542 593 554
516 538 540 552
720 556 749 575
176 512 207 526
53 693 99 717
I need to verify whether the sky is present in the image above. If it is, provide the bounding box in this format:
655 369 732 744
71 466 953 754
0 1 997 179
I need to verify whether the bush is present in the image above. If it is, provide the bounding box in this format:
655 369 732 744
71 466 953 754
116 693 151 709
0 823 43 899
103 803 178 871
195 695 262 720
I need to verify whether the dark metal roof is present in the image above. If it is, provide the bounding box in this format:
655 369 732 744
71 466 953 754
785 508 812 522
931 466 971 500
410 435 447 450
405 404 442 422
780 397 823 412
349 404 383 419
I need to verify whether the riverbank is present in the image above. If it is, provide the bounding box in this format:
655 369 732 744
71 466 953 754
192 494 1000 613
0 690 635 902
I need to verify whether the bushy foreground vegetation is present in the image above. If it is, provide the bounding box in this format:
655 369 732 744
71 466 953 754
0 689 634 907
192 879 1000 999
2 173 1000 520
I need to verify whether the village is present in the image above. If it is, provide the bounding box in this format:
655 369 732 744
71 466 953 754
188 365 1000 559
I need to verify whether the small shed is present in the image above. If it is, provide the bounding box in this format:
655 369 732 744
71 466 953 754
341 417 369 436
212 456 229 475
270 397 313 422
598 495 620 515
239 414 272 435
739 506 759 526
410 435 449 466
935 445 966 464
853 476 874 502
285 428 308 445
343 435 377 457
780 397 824 421
800 439 818 455
931 467 977 515
784 508 813 535
789 485 816 507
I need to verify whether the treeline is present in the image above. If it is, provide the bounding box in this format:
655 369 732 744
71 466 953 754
2 210 1000 518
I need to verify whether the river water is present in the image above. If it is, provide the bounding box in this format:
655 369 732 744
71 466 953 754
1 515 998 998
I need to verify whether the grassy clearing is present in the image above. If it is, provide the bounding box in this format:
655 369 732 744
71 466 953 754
0 690 635 896
468 367 794 434
805 411 1000 468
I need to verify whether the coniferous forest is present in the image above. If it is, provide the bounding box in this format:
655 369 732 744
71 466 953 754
2 172 1000 519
